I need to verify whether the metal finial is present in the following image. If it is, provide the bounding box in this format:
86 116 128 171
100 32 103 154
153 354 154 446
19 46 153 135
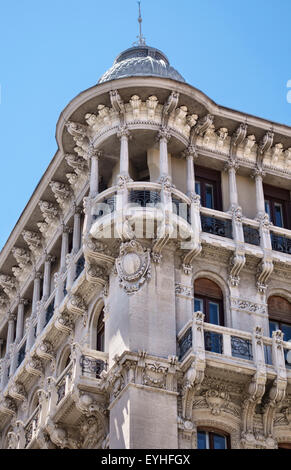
133 1 146 46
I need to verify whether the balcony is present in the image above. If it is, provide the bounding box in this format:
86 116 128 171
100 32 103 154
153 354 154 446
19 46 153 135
24 406 40 448
271 231 291 255
200 208 233 240
177 314 291 376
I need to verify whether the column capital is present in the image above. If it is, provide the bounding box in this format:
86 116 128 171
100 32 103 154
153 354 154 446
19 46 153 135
156 127 171 143
34 270 43 280
7 311 16 323
224 159 240 172
18 297 30 307
61 223 72 234
74 202 83 215
252 166 266 179
117 126 131 140
44 253 56 264
182 145 198 160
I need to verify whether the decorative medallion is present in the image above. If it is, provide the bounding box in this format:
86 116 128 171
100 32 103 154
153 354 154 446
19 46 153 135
116 240 151 294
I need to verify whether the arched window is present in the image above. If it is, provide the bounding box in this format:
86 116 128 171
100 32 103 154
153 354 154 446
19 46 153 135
97 309 105 352
194 278 224 326
197 428 230 449
268 296 291 342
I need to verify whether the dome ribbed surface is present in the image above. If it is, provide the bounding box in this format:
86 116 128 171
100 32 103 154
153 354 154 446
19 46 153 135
98 46 185 84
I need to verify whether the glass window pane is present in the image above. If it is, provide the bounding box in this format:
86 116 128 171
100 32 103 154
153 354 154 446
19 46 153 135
213 434 227 449
269 321 279 338
209 302 220 325
197 431 207 449
205 184 214 209
194 298 203 313
195 181 201 196
265 200 271 218
274 203 284 227
281 324 291 342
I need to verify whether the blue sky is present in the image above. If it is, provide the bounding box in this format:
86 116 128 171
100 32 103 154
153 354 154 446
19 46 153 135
0 0 291 250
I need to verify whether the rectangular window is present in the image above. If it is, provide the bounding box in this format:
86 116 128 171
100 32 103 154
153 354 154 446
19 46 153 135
195 165 222 211
205 183 214 209
209 302 220 325
263 184 291 229
194 298 203 313
274 203 284 228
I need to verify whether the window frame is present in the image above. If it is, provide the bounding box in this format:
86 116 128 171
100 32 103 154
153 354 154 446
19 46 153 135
263 184 291 229
97 309 105 352
195 165 222 211
197 427 231 449
194 294 224 326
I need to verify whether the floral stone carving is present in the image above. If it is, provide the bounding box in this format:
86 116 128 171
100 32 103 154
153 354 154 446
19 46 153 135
116 240 151 294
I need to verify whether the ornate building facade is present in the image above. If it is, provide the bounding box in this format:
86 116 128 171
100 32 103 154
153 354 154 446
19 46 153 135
1 37 291 450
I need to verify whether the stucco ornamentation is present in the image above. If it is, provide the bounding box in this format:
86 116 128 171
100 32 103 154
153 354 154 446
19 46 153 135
116 240 151 294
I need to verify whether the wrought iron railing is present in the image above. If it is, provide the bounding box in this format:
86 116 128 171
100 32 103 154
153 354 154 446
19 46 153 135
231 336 253 361
172 198 190 223
75 254 85 281
129 190 161 207
204 331 223 354
178 327 192 360
92 196 116 221
45 301 55 326
271 233 291 255
24 407 39 447
243 225 260 246
17 344 26 368
201 215 233 239
80 355 107 379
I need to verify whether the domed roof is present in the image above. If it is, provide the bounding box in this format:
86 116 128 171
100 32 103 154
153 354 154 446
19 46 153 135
98 45 185 84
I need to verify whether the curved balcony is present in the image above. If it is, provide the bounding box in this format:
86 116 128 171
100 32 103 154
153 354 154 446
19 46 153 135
90 182 194 243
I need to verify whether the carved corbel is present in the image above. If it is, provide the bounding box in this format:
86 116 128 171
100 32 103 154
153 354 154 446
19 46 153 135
271 143 284 164
36 340 55 363
161 91 179 127
190 114 214 144
0 397 17 417
230 123 248 157
110 90 125 124
65 121 90 159
257 130 274 166
256 255 273 294
228 248 246 287
38 200 59 224
67 294 87 316
49 181 72 208
85 261 108 287
25 356 43 377
10 382 27 402
0 274 17 299
65 153 88 176
11 248 31 270
54 310 74 334
22 230 42 254
182 243 202 276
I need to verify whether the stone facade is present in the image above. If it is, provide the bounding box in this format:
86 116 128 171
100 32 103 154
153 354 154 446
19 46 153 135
0 43 291 450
